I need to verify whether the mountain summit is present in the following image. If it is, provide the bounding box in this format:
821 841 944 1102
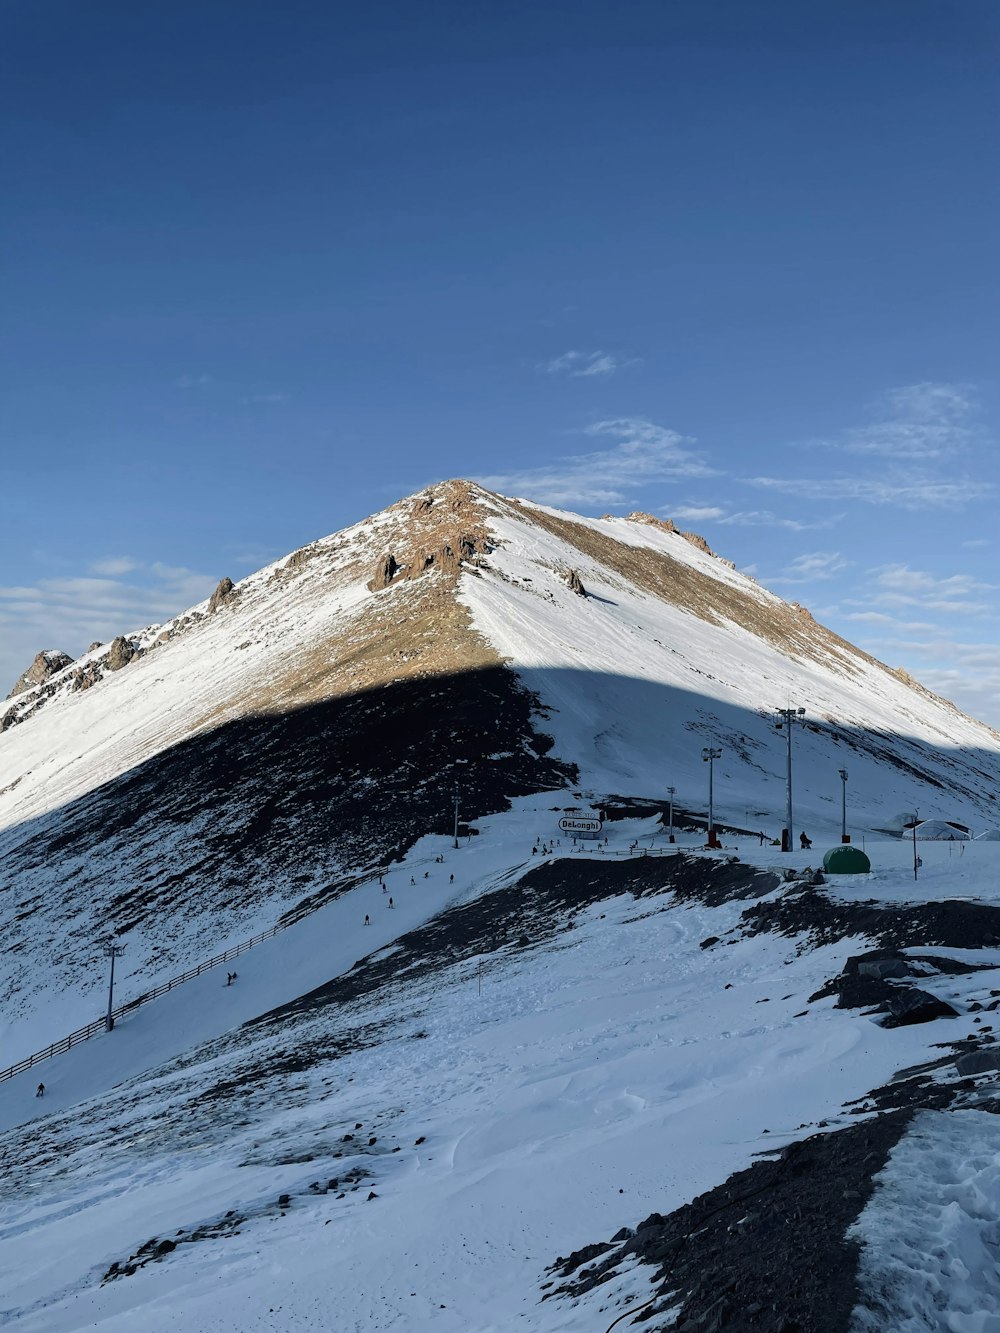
4 482 1000 1331
2 478 999 1014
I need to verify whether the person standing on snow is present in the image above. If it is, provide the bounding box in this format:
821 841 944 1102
36 1083 45 1097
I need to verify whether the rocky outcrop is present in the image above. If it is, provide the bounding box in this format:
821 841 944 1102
208 578 235 614
679 529 712 555
614 512 722 561
6 650 74 700
71 663 104 692
565 569 587 597
620 512 678 533
369 553 401 591
106 637 136 671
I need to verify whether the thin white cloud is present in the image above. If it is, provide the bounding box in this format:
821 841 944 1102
0 561 219 696
739 382 994 513
852 632 1000 728
856 564 997 618
479 417 714 507
744 470 993 511
537 351 632 378
89 556 140 576
670 506 727 521
804 381 982 460
673 505 840 532
177 373 210 389
768 551 850 584
841 611 937 632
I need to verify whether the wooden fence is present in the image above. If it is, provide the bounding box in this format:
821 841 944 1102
0 917 300 1084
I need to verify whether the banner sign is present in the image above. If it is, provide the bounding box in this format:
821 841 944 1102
558 815 603 836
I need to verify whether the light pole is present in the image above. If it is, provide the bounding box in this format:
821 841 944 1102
838 768 849 843
774 706 805 852
701 749 722 848
452 759 468 849
667 786 676 843
912 810 920 881
102 937 126 1032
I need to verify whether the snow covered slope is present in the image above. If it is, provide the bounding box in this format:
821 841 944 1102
4 828 1000 1332
5 478 1000 1330
2 479 999 1048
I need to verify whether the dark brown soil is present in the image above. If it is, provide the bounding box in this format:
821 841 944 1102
546 1113 915 1333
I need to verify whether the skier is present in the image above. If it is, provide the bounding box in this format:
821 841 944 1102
226 972 233 986
364 914 370 926
35 1082 45 1098
388 897 394 908
410 876 415 885
382 883 388 893
758 831 766 846
799 831 812 850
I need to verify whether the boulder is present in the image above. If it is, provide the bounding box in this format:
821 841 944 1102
882 988 958 1027
208 577 235 613
106 636 135 671
956 1050 1000 1076
370 553 400 590
857 958 909 981
566 569 587 597
6 649 74 699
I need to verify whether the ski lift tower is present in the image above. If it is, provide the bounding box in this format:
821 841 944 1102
774 706 805 852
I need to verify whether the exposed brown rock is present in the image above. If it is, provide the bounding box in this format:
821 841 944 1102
106 637 136 671
71 663 103 692
623 512 678 533
6 650 74 699
87 641 105 653
566 569 587 597
208 577 235 613
680 529 712 555
369 553 401 591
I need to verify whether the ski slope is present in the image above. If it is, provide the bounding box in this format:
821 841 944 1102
3 813 1000 1330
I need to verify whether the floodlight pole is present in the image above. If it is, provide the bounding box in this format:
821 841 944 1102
701 749 722 847
102 938 126 1032
913 812 919 881
667 786 676 843
453 759 468 849
774 707 806 851
838 768 849 843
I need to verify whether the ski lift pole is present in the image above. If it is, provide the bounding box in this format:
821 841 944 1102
102 937 126 1032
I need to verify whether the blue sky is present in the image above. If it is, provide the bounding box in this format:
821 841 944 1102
2 0 998 722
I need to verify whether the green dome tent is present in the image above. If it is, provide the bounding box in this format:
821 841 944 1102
823 845 871 874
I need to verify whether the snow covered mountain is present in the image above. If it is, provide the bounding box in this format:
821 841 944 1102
4 480 1000 1331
